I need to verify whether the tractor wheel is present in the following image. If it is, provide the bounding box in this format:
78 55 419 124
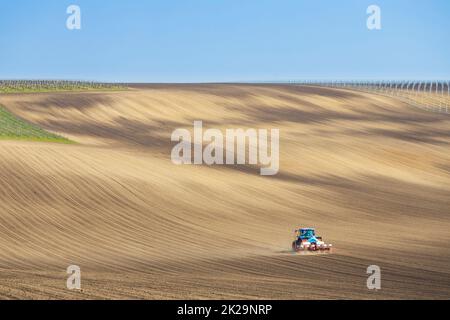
292 241 298 252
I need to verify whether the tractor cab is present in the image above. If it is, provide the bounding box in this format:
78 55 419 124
296 228 316 240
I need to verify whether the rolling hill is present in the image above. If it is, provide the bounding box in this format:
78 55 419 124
0 84 449 299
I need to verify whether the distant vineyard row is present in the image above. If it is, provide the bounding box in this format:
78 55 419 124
293 80 450 114
0 80 126 93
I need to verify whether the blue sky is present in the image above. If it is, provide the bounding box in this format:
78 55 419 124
0 0 449 82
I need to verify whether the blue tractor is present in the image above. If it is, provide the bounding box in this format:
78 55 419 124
292 228 332 252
